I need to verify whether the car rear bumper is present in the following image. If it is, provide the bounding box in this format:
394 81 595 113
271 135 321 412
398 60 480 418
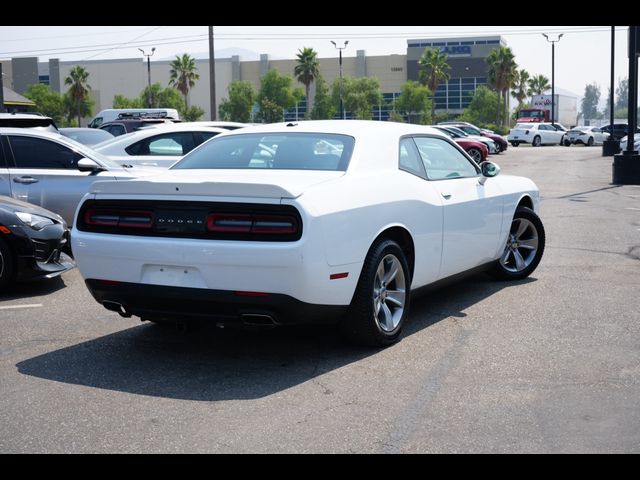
72 231 361 306
85 279 348 326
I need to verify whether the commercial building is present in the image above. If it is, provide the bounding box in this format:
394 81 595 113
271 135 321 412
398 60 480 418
1 35 507 122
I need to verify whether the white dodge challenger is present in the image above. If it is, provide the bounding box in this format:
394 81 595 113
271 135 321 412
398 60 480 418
72 121 545 346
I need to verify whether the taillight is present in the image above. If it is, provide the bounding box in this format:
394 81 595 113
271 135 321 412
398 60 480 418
207 213 299 235
84 209 153 229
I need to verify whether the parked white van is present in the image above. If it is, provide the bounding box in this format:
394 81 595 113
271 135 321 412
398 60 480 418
88 108 180 128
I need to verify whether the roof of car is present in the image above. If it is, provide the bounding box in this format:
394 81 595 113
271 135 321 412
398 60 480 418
220 120 445 138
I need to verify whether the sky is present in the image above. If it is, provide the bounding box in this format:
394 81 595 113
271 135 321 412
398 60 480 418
0 26 632 99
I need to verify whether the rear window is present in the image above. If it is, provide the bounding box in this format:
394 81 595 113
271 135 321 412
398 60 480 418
172 133 355 171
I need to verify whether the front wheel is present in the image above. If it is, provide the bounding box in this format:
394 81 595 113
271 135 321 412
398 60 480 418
491 207 545 281
342 239 410 347
467 148 483 164
587 137 594 147
511 141 520 147
0 238 16 290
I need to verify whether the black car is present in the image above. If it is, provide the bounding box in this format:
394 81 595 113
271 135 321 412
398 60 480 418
99 114 179 137
600 124 640 141
0 195 75 288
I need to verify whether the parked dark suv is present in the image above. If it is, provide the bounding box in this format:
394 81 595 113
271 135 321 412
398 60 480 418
600 124 640 141
99 113 180 137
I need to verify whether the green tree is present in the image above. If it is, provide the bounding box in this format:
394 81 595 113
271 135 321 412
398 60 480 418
169 54 200 109
219 80 256 122
528 74 551 95
181 106 205 121
332 76 382 120
418 48 450 124
23 84 64 124
581 83 601 120
389 111 405 123
511 69 531 113
459 86 501 127
294 47 320 118
615 77 628 110
112 94 143 108
64 65 92 127
62 91 93 127
394 81 432 124
310 75 335 120
486 46 517 127
257 69 303 123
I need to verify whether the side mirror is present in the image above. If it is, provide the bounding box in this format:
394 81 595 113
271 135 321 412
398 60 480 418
479 161 501 185
77 158 105 173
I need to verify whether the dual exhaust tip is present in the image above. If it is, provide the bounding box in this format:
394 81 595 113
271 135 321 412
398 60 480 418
101 301 277 328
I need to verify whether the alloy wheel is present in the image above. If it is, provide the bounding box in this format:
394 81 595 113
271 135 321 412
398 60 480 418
373 254 406 333
499 218 539 273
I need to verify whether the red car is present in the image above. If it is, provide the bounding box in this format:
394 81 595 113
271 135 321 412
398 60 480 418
433 127 488 163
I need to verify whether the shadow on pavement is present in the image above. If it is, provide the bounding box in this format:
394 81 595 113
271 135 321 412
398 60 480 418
16 274 535 401
0 276 67 302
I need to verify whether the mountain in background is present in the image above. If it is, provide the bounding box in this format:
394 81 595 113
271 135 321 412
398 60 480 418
160 48 283 61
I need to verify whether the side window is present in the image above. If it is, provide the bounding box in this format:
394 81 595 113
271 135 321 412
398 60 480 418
108 124 127 137
196 131 220 144
90 117 103 128
8 136 81 169
126 132 196 156
399 138 426 178
413 137 479 181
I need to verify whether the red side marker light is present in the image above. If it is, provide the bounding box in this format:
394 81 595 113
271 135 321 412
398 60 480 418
0 226 11 234
330 273 349 280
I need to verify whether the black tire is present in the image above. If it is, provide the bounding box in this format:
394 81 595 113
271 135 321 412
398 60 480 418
0 238 16 290
494 142 503 153
564 139 571 147
532 136 542 147
491 207 545 281
341 239 411 347
511 141 520 147
587 137 594 147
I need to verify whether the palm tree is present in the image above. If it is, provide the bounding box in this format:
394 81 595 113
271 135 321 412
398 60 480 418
418 48 451 124
487 46 517 127
64 66 91 127
528 74 551 95
169 54 200 109
294 47 320 118
511 69 531 112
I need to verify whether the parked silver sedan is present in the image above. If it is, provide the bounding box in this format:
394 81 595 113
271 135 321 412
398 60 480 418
0 128 148 224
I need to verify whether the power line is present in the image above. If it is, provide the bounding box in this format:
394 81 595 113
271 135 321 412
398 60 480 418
82 26 164 61
0 27 627 58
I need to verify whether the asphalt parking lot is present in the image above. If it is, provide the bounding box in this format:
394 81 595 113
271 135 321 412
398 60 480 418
1 144 639 453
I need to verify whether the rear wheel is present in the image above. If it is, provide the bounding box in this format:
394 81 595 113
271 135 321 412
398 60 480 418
342 239 410 347
532 136 542 147
511 141 520 147
494 142 503 153
491 207 545 281
0 238 16 290
587 137 594 146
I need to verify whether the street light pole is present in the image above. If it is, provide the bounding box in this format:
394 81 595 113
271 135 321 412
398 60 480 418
139 47 156 108
331 40 349 120
603 26 620 157
542 33 563 127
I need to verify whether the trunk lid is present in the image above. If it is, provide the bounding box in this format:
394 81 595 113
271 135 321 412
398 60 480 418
89 169 345 199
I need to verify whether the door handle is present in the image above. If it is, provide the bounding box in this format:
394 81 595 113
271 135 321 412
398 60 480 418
441 192 452 200
13 177 39 185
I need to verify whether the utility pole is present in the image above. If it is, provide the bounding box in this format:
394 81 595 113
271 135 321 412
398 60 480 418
209 26 217 121
139 48 156 107
613 25 640 184
604 26 620 156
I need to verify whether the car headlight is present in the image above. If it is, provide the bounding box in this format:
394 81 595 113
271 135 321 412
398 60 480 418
15 212 55 230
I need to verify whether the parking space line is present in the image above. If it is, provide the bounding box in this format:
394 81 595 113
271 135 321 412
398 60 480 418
0 304 44 310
